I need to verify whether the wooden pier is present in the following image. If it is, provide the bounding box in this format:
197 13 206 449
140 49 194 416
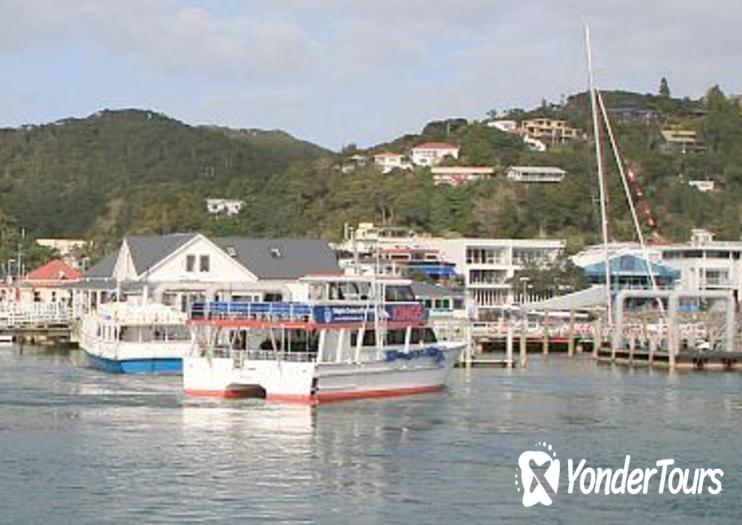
0 303 78 347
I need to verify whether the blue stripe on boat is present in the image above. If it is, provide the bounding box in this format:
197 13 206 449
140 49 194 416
84 351 182 375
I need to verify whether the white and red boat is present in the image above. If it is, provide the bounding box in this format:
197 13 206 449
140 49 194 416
183 276 466 403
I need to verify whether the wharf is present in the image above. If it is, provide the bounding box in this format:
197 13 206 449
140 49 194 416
595 346 742 371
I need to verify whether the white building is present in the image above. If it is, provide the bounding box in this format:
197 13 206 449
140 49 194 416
688 180 715 192
431 166 495 186
337 223 564 314
73 234 341 312
657 229 742 302
205 198 245 216
523 135 547 152
373 152 412 174
486 119 518 133
506 166 566 183
409 142 460 167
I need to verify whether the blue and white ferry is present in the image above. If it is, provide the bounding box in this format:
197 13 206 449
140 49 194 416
80 301 191 374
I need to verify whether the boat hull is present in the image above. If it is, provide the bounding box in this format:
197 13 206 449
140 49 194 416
84 350 183 375
183 343 465 403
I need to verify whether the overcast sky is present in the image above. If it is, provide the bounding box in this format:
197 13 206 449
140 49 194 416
0 0 739 149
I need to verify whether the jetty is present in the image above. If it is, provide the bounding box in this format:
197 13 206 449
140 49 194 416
0 303 79 346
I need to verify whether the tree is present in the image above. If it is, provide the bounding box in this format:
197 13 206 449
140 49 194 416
659 77 671 98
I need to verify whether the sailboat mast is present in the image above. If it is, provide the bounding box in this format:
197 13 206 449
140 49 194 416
585 23 613 323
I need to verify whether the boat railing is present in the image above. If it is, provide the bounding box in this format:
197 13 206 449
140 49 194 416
194 346 317 363
190 301 427 326
190 302 313 322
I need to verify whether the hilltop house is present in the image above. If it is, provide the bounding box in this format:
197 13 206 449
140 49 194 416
373 152 412 174
506 166 566 183
660 128 706 154
205 198 245 216
431 166 495 186
69 234 340 311
409 142 459 167
521 118 582 145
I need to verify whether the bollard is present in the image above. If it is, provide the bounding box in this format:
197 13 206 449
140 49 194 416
519 309 528 368
567 309 576 357
506 322 514 369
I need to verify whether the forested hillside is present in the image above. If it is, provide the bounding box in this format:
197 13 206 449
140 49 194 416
1 83 741 265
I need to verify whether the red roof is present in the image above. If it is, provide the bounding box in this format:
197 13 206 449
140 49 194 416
411 142 458 150
25 259 81 281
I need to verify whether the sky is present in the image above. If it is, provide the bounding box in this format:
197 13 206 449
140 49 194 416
0 0 740 150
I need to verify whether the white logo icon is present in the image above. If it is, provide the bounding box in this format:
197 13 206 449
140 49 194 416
516 442 561 507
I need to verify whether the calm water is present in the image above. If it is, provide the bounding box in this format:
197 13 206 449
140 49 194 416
1 346 741 524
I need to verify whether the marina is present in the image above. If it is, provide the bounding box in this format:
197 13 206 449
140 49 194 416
1 345 741 523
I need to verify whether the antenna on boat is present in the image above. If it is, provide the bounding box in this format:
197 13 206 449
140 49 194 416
585 22 613 324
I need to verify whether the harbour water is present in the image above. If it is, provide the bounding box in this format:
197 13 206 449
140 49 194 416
1 346 741 524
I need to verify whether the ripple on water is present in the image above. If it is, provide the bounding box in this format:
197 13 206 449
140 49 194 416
0 348 741 523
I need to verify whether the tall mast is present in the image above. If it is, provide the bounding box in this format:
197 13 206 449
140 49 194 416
585 23 613 323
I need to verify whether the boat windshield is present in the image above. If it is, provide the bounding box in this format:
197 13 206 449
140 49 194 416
119 325 190 342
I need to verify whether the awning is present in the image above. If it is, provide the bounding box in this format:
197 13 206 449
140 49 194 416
522 286 608 312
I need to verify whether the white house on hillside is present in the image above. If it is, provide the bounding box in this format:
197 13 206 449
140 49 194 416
506 166 566 183
431 166 495 186
409 142 459 167
373 152 412 174
206 198 245 216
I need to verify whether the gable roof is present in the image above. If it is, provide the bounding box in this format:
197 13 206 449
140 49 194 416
125 234 198 276
411 142 458 151
84 249 119 279
26 259 81 281
213 238 340 279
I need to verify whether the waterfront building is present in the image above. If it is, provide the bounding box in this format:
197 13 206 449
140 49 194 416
338 224 564 314
506 166 566 183
205 198 245 216
0 259 81 305
70 234 340 312
431 166 495 186
409 142 459 167
582 254 680 290
657 229 742 302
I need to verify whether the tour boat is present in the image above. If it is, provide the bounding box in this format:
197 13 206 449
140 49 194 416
80 301 191 374
183 276 466 403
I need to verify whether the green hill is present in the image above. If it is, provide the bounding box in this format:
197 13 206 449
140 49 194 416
1 85 741 264
0 109 330 240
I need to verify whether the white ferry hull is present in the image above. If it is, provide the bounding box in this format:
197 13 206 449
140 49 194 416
183 342 465 403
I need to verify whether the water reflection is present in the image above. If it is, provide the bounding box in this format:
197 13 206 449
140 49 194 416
1 347 741 523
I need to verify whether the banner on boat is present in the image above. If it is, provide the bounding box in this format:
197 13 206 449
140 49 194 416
313 304 425 325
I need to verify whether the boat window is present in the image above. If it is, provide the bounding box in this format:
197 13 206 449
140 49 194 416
385 285 415 302
411 327 437 344
264 293 283 302
362 329 376 347
385 329 406 346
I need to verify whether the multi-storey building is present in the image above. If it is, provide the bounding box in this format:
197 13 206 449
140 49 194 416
521 118 582 145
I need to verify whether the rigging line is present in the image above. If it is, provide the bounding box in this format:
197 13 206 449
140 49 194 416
596 90 667 317
585 23 613 324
